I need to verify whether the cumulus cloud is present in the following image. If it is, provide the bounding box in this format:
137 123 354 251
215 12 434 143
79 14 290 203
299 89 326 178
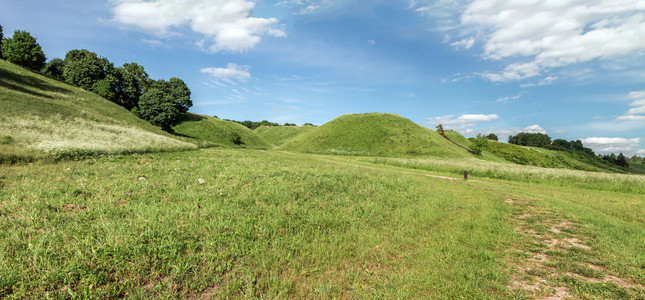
427 113 499 131
429 0 645 82
521 124 547 134
616 90 645 121
200 63 251 85
111 0 285 52
581 137 641 154
450 37 475 50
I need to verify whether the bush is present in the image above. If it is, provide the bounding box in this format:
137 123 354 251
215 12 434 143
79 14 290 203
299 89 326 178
1 30 46 71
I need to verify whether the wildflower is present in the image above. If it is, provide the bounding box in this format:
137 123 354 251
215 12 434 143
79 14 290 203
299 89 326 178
198 178 205 185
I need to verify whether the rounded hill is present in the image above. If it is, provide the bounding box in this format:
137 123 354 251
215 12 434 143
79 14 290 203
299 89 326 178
254 125 316 146
279 113 471 157
172 113 272 149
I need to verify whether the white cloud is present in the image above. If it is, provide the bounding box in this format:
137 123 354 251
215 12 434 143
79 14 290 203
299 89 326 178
427 113 499 130
630 99 645 106
200 63 251 84
495 93 523 103
368 40 376 46
616 90 645 120
111 0 285 52
445 0 645 82
627 91 645 99
521 124 547 134
294 5 319 15
582 137 641 154
450 37 475 50
520 76 558 87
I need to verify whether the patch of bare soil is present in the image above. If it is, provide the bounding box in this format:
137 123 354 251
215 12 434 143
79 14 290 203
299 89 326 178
504 197 643 299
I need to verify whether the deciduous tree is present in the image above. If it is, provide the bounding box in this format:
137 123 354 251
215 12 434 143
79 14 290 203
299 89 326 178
1 30 46 71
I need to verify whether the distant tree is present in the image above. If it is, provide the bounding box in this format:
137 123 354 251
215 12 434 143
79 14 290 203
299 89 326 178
616 153 629 168
508 132 551 148
436 124 445 136
41 58 65 80
284 122 296 126
0 25 4 59
485 133 498 141
303 123 314 126
470 134 488 155
135 78 192 131
63 49 105 90
1 30 46 71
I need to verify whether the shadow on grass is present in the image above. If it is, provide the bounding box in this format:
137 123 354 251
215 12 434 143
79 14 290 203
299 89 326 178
0 68 70 99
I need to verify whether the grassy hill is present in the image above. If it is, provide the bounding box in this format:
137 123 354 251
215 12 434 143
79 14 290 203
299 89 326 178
443 130 626 173
0 60 197 163
173 113 272 149
253 125 316 146
280 113 472 158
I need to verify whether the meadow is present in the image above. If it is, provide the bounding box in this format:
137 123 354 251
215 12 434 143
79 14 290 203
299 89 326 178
1 148 643 299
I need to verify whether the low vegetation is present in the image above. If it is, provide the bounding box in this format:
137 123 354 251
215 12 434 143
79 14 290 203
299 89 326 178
172 113 272 149
253 125 316 146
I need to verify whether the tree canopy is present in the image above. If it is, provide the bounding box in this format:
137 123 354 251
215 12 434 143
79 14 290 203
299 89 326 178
41 58 65 80
135 78 192 132
1 30 46 71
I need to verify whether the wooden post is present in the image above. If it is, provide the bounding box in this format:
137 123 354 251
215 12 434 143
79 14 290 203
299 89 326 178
464 170 468 180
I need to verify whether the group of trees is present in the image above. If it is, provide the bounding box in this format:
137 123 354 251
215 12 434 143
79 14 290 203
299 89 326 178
599 153 629 168
223 119 314 130
0 27 191 131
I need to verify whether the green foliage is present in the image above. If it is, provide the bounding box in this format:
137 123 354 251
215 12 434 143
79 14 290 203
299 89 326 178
485 133 498 141
508 132 552 148
616 153 629 168
172 113 271 148
470 134 489 155
280 113 471 158
115 62 149 110
91 75 118 102
136 78 192 131
226 119 280 130
0 135 13 144
1 30 46 71
63 49 105 90
0 24 4 60
41 58 65 80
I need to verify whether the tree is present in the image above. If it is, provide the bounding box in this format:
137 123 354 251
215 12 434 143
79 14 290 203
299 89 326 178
0 25 4 59
115 62 149 110
508 132 551 148
1 30 46 71
135 78 192 131
485 133 498 141
616 153 629 168
63 49 106 90
470 134 488 155
92 75 118 102
41 58 65 80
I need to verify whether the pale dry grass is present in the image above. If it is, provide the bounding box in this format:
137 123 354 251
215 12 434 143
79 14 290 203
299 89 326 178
1 114 196 157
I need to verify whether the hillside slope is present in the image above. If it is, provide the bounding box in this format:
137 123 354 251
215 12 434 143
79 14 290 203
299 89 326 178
445 130 626 173
280 113 472 158
0 60 196 162
173 113 272 148
254 125 316 146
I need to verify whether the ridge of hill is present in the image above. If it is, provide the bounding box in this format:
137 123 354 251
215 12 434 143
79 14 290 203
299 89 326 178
279 113 472 158
172 113 272 149
253 125 316 146
445 130 627 173
0 60 197 163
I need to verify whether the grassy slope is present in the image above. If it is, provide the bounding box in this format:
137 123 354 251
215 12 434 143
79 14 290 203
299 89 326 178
0 149 643 298
172 113 272 149
0 60 196 162
445 130 624 173
280 113 472 158
253 125 316 146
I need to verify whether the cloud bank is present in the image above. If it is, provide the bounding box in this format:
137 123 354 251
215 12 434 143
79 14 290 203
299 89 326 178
111 0 286 52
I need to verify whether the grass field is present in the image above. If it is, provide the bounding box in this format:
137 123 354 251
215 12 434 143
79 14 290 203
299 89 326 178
0 60 197 163
253 125 315 146
172 114 272 149
1 148 643 298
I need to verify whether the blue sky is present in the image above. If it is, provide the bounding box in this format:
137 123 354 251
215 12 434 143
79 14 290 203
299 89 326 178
2 0 645 155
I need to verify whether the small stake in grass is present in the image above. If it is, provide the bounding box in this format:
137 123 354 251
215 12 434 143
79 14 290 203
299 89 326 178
464 170 468 180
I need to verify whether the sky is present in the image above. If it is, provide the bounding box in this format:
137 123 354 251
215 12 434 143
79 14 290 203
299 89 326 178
2 0 645 156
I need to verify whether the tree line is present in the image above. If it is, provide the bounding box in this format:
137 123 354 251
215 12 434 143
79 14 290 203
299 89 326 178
508 132 630 169
220 118 315 130
0 27 191 132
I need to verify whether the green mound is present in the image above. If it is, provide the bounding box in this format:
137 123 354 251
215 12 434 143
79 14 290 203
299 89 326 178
173 113 272 148
279 113 471 157
0 60 196 163
254 125 316 146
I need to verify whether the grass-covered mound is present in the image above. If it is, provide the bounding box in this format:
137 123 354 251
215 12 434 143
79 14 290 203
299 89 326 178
172 113 272 148
253 125 316 146
280 113 471 157
0 60 196 163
